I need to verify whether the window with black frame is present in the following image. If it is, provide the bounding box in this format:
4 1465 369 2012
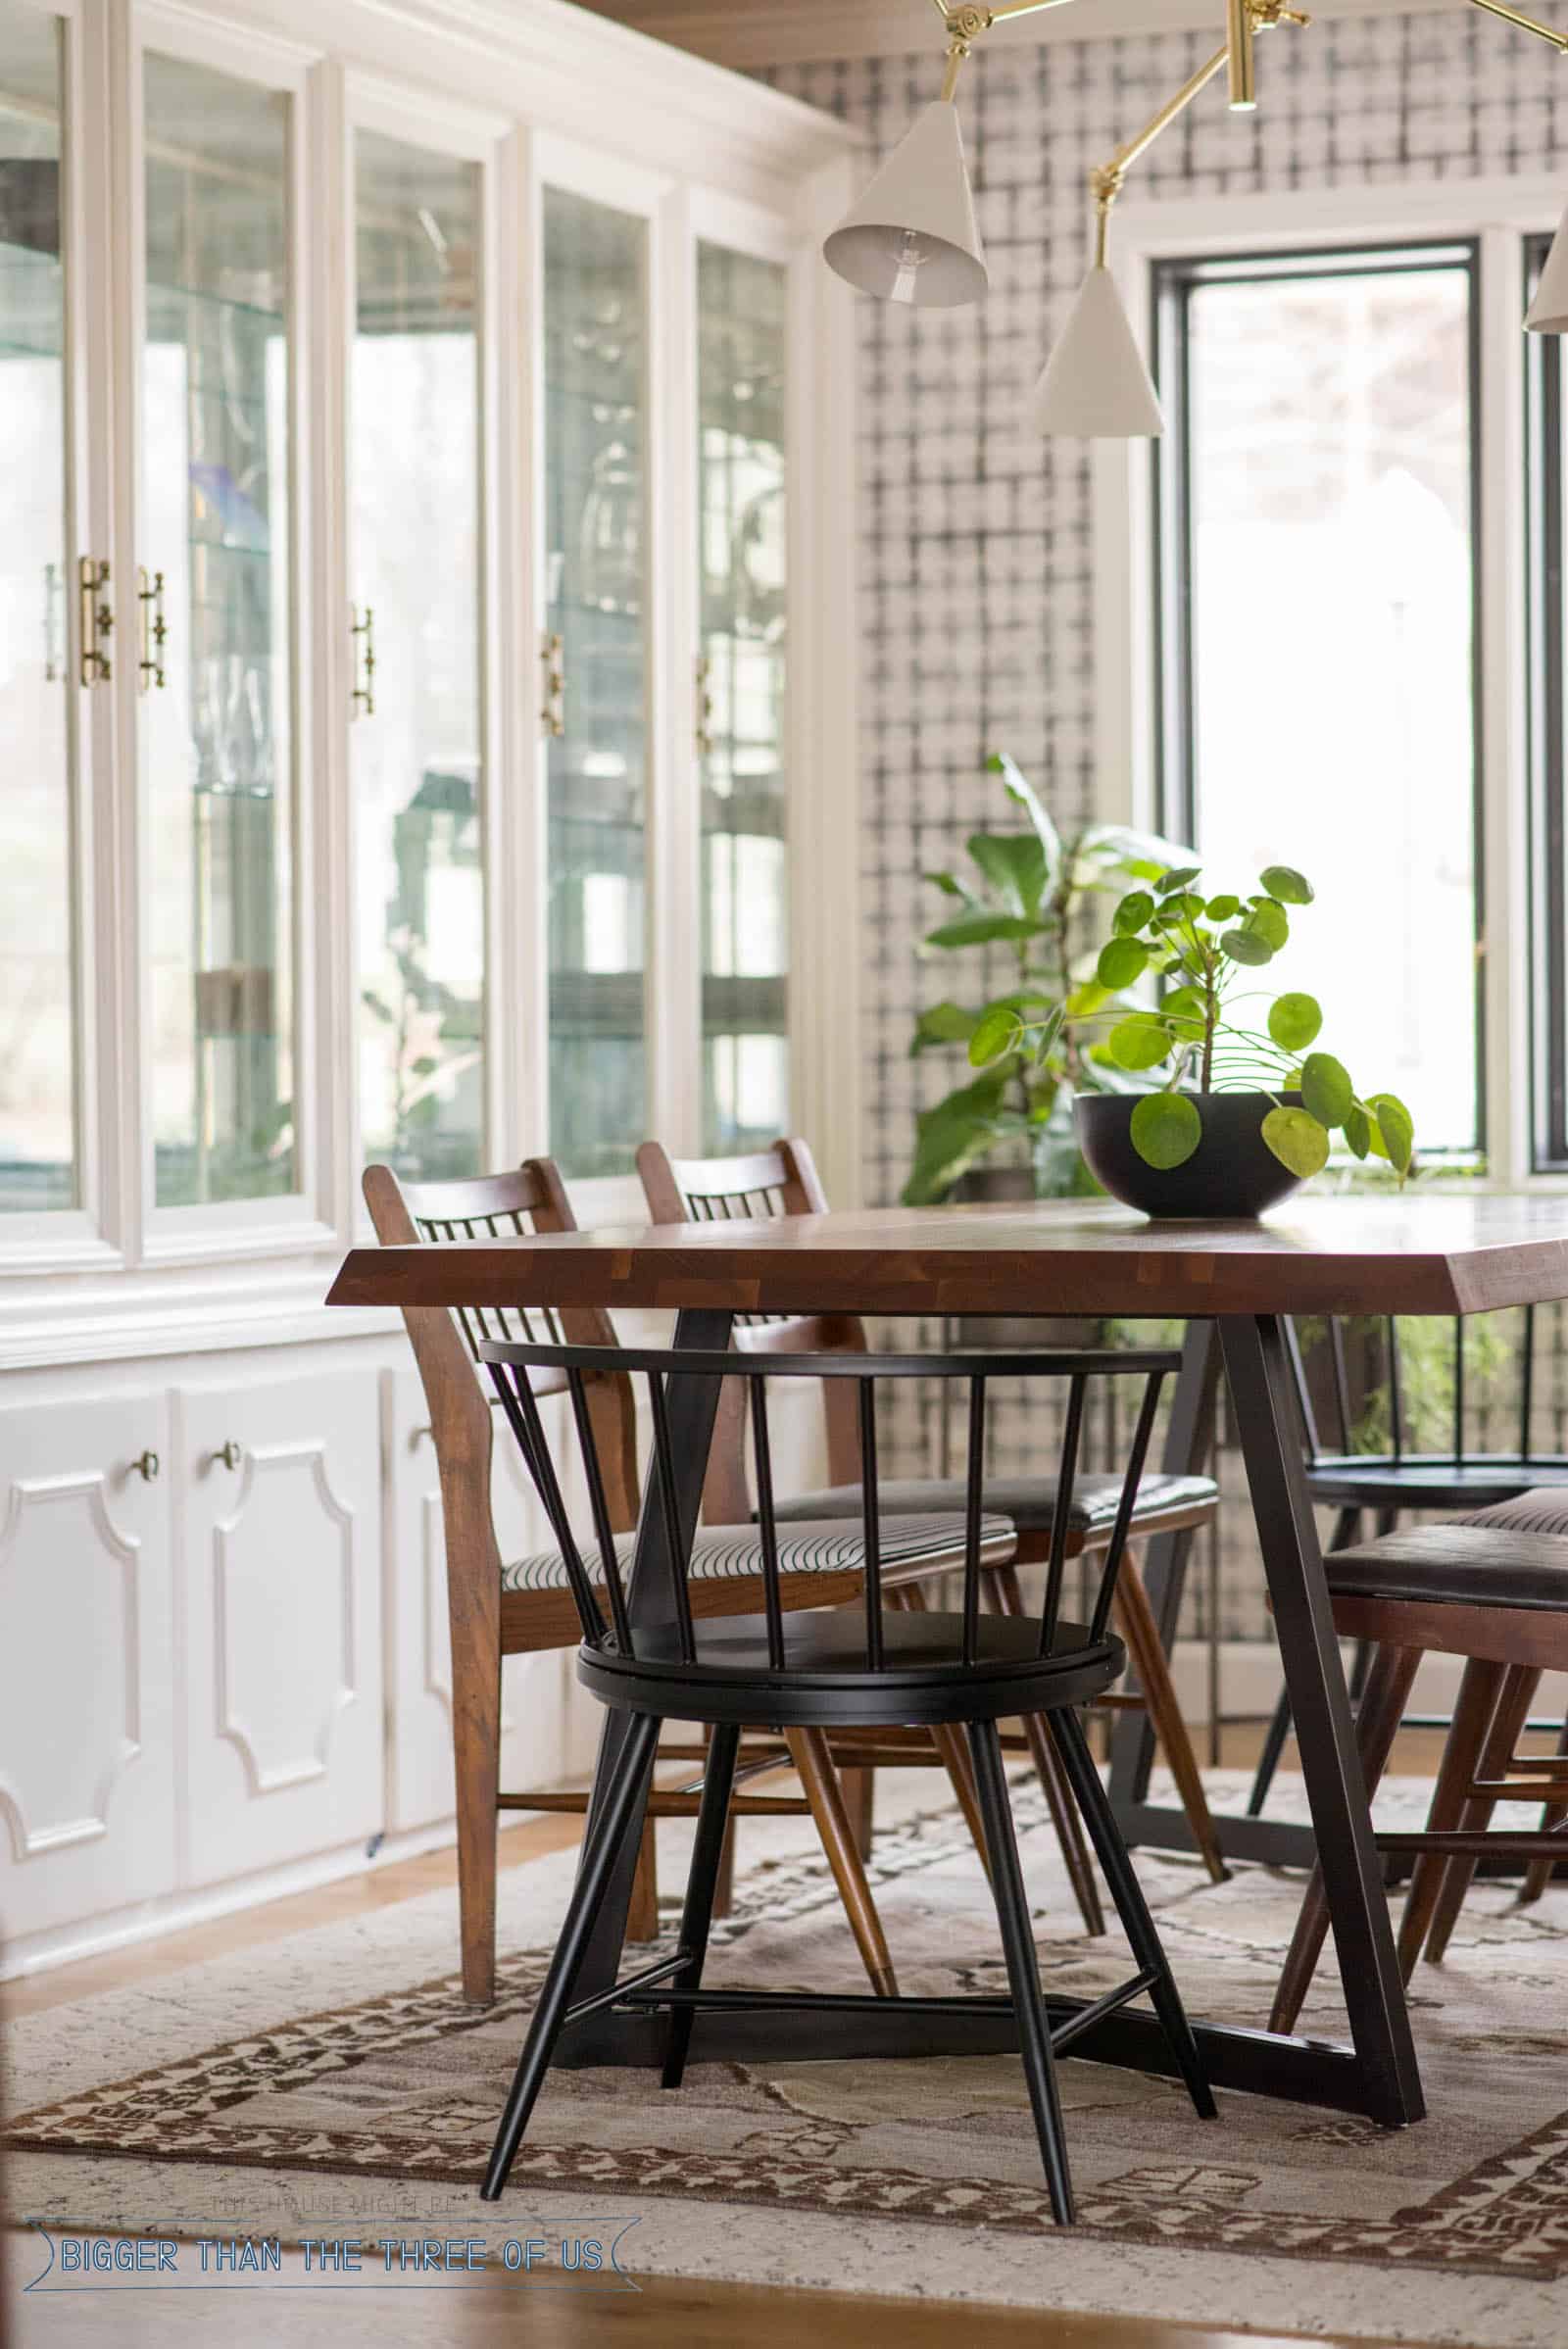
1526 231 1568 1172
1152 241 1484 1163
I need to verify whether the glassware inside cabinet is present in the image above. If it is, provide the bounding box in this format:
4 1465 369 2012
352 130 484 1183
697 240 788 1153
141 50 295 1206
0 0 75 1212
543 186 650 1180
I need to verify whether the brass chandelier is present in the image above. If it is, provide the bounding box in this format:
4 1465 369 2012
822 0 1568 436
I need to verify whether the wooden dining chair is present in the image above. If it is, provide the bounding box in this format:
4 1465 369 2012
366 1155 1007 2006
1248 1309 1568 1816
636 1137 1229 1933
476 1327 1215 2222
1269 1487 1568 2031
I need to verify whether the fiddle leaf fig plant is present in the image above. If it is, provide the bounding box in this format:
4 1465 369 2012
904 753 1193 1203
974 857 1414 1183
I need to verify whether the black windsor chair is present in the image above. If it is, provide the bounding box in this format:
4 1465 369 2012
1248 1308 1568 1818
475 1335 1216 2224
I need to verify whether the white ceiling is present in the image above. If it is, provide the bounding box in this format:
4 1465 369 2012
577 0 1478 71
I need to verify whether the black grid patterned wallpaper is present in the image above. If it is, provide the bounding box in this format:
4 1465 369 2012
769 12 1568 1213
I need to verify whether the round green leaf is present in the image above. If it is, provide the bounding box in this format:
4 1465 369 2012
1155 865 1202 897
1344 1102 1372 1160
1097 937 1150 990
1220 929 1274 967
1112 890 1155 936
1245 897 1290 952
1268 992 1323 1052
1161 984 1207 1021
1369 1093 1414 1176
1260 863 1315 905
1108 1016 1175 1072
1203 894 1241 921
1299 1051 1353 1129
1261 1106 1331 1180
967 1005 1022 1067
1131 1091 1202 1169
1064 980 1111 1017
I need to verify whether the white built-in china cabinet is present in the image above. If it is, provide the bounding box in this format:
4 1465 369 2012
0 0 858 1970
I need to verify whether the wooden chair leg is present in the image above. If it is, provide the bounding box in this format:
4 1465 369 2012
1422 1663 1543 1966
787 1728 899 1997
453 1606 503 2008
1521 1706 1568 1904
839 1767 876 1861
626 1824 660 1942
705 1722 737 1920
1113 1545 1229 1887
984 1564 1105 1937
1395 1656 1509 1978
1268 1640 1422 2034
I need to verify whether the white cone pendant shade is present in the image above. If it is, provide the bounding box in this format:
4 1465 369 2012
823 101 987 309
1028 265 1164 438
1527 202 1568 332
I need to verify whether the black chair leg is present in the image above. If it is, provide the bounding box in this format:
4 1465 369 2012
1245 1685 1294 1817
482 1709 661 2202
966 1717 1075 2225
1050 1706 1216 2123
662 1719 742 2089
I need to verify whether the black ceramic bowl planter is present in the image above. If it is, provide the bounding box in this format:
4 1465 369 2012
1075 1093 1306 1221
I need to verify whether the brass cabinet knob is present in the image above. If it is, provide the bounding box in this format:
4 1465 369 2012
130 1449 160 1483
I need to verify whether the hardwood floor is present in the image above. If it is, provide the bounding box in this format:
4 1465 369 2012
3 1726 1463 2349
1 2240 1406 2349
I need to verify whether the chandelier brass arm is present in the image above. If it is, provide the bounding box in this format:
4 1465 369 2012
1467 0 1568 48
1089 1 1308 264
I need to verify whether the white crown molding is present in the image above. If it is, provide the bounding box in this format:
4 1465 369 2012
156 0 861 192
578 0 1517 72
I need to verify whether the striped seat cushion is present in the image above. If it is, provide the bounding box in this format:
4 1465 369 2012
771 1471 1217 1537
1454 1490 1568 1539
500 1512 1015 1595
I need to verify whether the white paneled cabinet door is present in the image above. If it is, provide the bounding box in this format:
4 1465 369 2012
0 1394 174 1940
177 1369 380 1885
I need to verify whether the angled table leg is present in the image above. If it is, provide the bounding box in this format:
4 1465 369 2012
1217 1313 1424 2126
557 1306 734 2049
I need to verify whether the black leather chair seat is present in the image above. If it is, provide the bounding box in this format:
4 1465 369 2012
1326 1513 1568 1614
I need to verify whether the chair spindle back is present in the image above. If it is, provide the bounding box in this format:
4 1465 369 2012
478 1339 1179 1676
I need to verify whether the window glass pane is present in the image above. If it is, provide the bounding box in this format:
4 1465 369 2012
1526 236 1568 1169
143 52 295 1204
0 2 75 1210
698 240 788 1152
1171 254 1477 1155
544 187 648 1179
353 131 483 1181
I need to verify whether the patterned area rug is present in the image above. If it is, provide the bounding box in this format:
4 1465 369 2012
8 1770 1568 2344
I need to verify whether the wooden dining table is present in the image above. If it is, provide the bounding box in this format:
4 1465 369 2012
327 1191 1568 2129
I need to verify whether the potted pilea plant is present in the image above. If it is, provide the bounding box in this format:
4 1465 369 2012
972 857 1414 1220
905 753 1192 1206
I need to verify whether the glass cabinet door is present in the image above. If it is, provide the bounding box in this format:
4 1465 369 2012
696 240 788 1152
352 130 484 1182
0 0 76 1214
543 186 650 1178
140 48 296 1208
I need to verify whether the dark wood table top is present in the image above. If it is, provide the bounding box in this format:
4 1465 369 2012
327 1193 1568 1321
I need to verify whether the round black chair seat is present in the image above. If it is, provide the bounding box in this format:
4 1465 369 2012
1305 1456 1568 1513
578 1609 1125 1730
